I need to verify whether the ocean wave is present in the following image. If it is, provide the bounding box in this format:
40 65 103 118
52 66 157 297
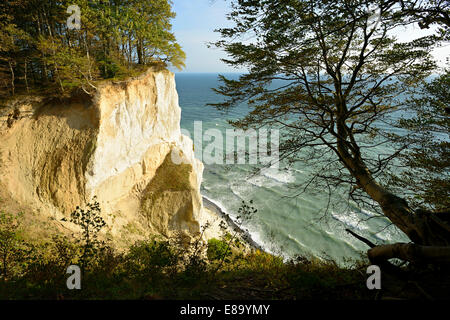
359 208 377 217
261 168 296 184
202 195 266 251
247 175 278 188
331 211 369 231
285 233 308 251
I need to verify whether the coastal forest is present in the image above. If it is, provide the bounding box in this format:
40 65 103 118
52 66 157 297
0 0 185 97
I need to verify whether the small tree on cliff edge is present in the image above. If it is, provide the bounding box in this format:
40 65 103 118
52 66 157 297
210 0 450 267
70 197 106 271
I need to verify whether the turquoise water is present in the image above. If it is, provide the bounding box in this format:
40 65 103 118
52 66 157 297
175 73 409 264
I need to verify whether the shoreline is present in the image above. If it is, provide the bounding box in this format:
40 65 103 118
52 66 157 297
202 196 265 252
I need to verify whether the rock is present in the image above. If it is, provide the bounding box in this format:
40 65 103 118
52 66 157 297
0 67 206 245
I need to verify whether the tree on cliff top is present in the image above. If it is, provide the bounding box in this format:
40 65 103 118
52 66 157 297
211 0 450 267
0 0 185 97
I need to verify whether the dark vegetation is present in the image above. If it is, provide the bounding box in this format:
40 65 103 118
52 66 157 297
0 0 184 99
1 200 450 300
0 200 372 300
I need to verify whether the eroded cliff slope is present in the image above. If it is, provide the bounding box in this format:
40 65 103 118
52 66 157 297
0 68 207 244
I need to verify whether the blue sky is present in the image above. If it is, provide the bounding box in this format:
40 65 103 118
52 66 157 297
171 0 448 73
170 0 241 73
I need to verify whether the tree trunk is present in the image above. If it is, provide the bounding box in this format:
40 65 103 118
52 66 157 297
24 59 29 93
346 155 450 247
137 40 142 65
342 152 450 268
334 108 450 248
128 36 132 66
333 103 450 271
8 60 14 96
368 243 450 265
84 32 92 80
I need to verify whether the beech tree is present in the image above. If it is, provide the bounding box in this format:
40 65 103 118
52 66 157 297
211 0 450 267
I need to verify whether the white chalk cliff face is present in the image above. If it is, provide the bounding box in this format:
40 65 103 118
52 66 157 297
0 68 206 244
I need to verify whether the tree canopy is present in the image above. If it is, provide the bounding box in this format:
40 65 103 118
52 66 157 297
211 0 450 266
391 70 449 212
0 0 185 97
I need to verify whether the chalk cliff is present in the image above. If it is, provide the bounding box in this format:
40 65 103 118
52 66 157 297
0 68 208 244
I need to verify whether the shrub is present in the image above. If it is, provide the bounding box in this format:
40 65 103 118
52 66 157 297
207 238 231 261
127 239 178 270
0 211 29 280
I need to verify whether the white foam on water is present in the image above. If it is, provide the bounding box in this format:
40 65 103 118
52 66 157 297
247 174 278 188
202 195 227 214
246 175 266 187
286 233 308 251
376 231 393 242
230 181 255 199
374 225 406 242
331 211 369 231
202 194 275 254
261 168 296 184
360 208 377 217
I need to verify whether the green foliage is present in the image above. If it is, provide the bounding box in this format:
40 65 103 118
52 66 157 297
128 239 178 270
207 238 231 261
391 70 450 211
96 53 120 79
1 201 438 300
0 211 28 279
284 256 367 299
0 0 185 97
4 210 446 300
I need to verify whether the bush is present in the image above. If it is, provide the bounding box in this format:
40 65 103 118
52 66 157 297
207 238 231 261
0 206 376 300
128 239 178 270
0 211 30 280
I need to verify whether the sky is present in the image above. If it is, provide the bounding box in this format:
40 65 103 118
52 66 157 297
171 0 449 73
170 0 240 73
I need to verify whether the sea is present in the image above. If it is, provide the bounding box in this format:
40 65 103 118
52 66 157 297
175 72 409 265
